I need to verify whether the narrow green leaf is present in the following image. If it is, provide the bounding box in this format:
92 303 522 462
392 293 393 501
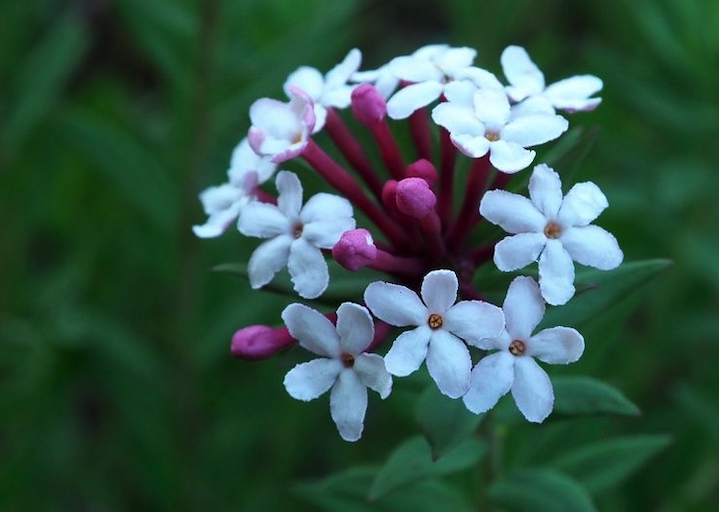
489 469 597 512
543 126 600 181
553 376 640 417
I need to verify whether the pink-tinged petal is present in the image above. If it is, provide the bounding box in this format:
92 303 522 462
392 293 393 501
502 276 546 340
501 114 568 147
545 75 603 111
553 97 601 114
538 239 575 306
451 133 491 159
389 55 443 82
249 98 301 140
330 369 367 442
387 81 444 119
421 269 459 314
247 235 292 289
336 302 374 355
300 193 355 248
364 282 427 326
325 48 362 89
281 302 341 357
444 300 505 346
493 233 547 271
557 182 609 227
284 66 324 100
489 140 535 173
229 138 277 184
269 139 308 164
284 358 342 401
473 88 511 128
238 201 290 238
426 330 472 398
384 326 432 376
432 102 485 136
463 352 514 414
560 225 623 270
247 126 266 155
511 356 554 423
500 45 545 99
529 327 584 364
480 190 546 234
529 164 563 218
438 47 477 75
443 80 478 108
288 238 329 299
354 353 392 399
275 171 303 218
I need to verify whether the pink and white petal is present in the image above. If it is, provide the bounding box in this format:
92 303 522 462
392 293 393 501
500 45 545 97
275 171 303 218
479 190 546 234
529 164 563 218
300 193 355 247
384 326 432 376
553 97 602 113
269 139 307 164
249 99 300 139
561 225 623 270
451 133 491 159
529 327 584 365
281 302 341 357
493 233 547 271
462 352 515 414
256 135 292 158
444 300 505 346
387 81 444 120
501 114 568 147
325 48 362 89
443 80 478 108
438 47 477 75
511 356 554 423
284 358 342 401
364 282 427 326
503 276 545 340
288 238 329 299
538 239 575 306
389 55 443 82
284 66 324 100
557 182 609 227
432 103 485 135
473 88 511 128
330 370 368 442
420 269 459 313
427 330 472 398
354 353 392 399
489 140 536 174
545 75 603 102
238 201 290 238
302 216 355 249
336 302 375 355
247 235 292 289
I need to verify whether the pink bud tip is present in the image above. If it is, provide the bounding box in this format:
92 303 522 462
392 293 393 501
231 325 294 360
332 228 378 271
395 177 437 219
351 84 387 126
406 159 438 186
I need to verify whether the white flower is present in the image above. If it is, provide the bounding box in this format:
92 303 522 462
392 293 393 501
352 63 400 100
284 49 362 133
463 276 584 423
364 269 505 398
238 171 355 298
248 87 315 163
501 45 603 113
282 302 392 442
480 164 623 305
386 44 477 119
432 80 568 173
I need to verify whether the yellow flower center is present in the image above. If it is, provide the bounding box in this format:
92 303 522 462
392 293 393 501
509 339 526 356
428 314 443 330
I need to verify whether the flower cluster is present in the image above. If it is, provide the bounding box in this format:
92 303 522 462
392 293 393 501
196 44 622 441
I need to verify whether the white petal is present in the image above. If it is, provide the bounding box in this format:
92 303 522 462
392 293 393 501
529 164 563 218
529 327 584 364
238 202 290 238
501 114 568 147
454 67 504 90
489 140 535 173
500 45 545 99
511 356 554 423
249 98 301 140
322 85 355 109
473 88 511 128
312 104 328 133
330 370 367 442
510 96 555 118
374 71 400 99
192 205 240 238
557 182 609 227
443 80 477 108
384 327 431 376
274 171 302 218
325 48 362 89
502 276 545 341
560 225 623 270
387 81 444 119
354 353 392 399
420 269 458 313
389 55 443 82
288 238 329 299
545 75 602 111
476 329 513 351
493 233 547 272
437 47 476 76
538 239 575 306
284 66 324 100
364 282 427 326
336 302 374 355
451 133 491 159
282 302 341 357
247 235 292 289
426 330 472 398
444 300 505 346
229 138 277 184
480 190 546 234
463 352 514 414
300 193 355 248
284 358 342 401
431 102 484 135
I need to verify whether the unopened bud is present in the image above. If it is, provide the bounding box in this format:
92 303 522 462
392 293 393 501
332 229 378 271
396 177 437 219
406 159 437 186
351 84 387 126
231 325 294 360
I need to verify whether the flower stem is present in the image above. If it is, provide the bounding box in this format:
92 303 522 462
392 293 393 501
437 128 456 230
409 108 433 161
446 155 492 251
369 119 406 180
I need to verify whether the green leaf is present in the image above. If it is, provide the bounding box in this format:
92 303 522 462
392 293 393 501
415 384 485 459
489 468 597 512
368 436 485 501
553 376 640 417
543 126 600 181
550 434 672 494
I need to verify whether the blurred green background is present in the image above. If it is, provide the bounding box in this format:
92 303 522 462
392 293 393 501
1 0 718 510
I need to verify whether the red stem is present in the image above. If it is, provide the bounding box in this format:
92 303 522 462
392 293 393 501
446 155 492 251
409 108 433 161
370 120 405 180
437 128 456 231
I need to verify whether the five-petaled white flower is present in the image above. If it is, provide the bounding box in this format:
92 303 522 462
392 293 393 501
501 45 603 113
238 171 355 299
364 269 505 398
480 164 623 305
463 276 584 423
282 302 392 442
284 49 362 133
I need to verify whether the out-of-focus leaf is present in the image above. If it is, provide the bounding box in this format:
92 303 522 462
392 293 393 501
553 376 640 417
489 468 597 512
674 384 719 443
543 126 600 181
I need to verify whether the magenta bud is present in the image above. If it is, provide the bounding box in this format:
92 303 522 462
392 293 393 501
406 159 438 186
351 84 387 126
231 325 294 360
332 228 378 271
395 177 437 219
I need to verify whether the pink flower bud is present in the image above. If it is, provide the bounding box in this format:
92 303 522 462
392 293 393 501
351 84 387 126
406 159 438 186
332 228 378 271
395 177 437 219
231 325 295 360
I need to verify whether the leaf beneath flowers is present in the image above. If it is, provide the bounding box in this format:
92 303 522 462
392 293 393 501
553 376 640 417
489 468 597 512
